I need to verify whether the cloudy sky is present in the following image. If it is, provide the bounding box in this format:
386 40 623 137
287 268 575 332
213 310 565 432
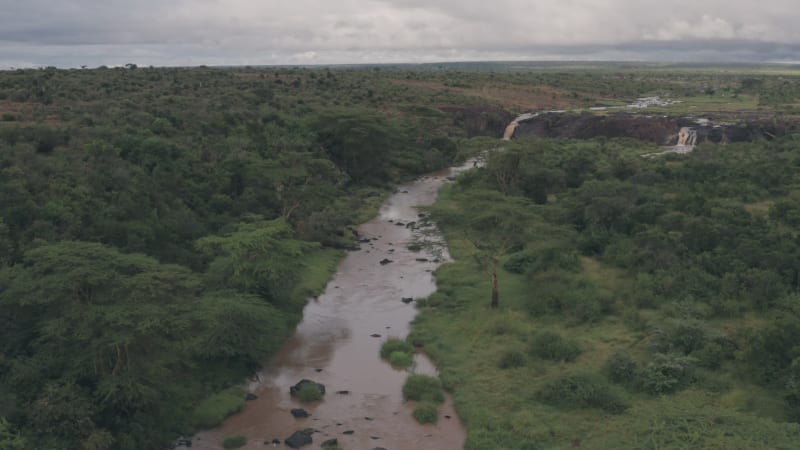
1 0 798 68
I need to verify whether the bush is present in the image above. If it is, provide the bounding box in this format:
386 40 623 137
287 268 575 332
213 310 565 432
295 383 324 403
694 338 735 369
222 435 247 449
412 402 439 424
536 373 628 414
639 353 696 395
530 331 581 362
389 351 414 368
381 338 414 359
192 388 245 428
606 349 638 384
498 350 527 369
403 374 444 403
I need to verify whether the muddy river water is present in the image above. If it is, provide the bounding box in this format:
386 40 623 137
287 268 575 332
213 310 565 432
191 161 478 450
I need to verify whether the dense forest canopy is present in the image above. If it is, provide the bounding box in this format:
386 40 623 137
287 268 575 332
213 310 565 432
0 63 798 449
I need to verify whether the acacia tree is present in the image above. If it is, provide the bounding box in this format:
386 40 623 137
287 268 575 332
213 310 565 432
195 217 319 305
434 189 532 308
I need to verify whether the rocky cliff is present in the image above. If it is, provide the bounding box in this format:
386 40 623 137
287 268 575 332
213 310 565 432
512 112 797 145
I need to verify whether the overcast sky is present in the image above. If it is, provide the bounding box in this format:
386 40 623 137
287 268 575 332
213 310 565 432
1 0 798 68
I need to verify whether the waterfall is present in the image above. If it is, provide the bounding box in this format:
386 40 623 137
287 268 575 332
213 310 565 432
502 113 539 140
678 127 697 146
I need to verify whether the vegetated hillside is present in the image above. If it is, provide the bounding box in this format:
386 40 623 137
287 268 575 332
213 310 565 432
413 135 800 449
0 66 490 450
1 64 798 449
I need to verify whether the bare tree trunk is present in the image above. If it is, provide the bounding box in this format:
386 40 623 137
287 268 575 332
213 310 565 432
491 270 499 308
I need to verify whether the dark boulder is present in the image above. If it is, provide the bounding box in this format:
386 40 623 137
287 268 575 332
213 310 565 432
174 438 192 448
379 258 393 265
401 297 414 304
342 430 355 435
291 408 310 418
290 379 326 397
321 438 339 448
336 390 350 395
245 393 258 401
285 430 313 448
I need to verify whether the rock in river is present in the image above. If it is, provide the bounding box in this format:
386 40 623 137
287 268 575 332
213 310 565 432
284 430 313 448
291 408 310 418
379 258 393 265
289 379 326 397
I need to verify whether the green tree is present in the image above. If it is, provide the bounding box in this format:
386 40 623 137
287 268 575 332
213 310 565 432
434 190 532 308
310 108 404 184
0 417 27 450
195 217 318 304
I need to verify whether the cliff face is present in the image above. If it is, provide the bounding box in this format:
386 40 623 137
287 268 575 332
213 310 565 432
512 113 797 145
439 106 515 138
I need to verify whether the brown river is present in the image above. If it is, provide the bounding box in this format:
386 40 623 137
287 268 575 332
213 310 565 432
189 161 479 450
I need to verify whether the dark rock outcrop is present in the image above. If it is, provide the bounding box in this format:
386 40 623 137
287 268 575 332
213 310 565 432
439 105 515 137
291 408 310 418
285 430 313 448
512 112 796 145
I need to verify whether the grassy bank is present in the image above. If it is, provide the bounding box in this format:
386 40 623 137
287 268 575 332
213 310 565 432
410 136 800 449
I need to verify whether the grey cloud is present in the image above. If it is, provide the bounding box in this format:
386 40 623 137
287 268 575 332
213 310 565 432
1 0 798 67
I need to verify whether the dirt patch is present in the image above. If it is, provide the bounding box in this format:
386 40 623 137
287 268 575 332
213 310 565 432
391 80 587 111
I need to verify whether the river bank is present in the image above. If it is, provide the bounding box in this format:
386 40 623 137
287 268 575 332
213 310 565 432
188 162 477 450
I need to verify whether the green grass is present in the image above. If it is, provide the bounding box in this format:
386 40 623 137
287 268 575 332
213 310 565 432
222 435 247 449
402 374 445 403
412 402 439 424
389 351 414 368
191 387 246 429
291 248 344 302
381 337 415 368
408 181 800 449
380 337 415 359
295 383 324 403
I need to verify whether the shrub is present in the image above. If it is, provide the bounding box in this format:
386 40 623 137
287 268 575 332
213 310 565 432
295 384 324 403
403 374 444 403
639 353 696 395
649 319 708 355
530 331 581 362
498 350 527 369
222 436 247 449
694 338 735 369
389 351 414 368
192 388 245 428
606 349 638 384
381 338 414 359
412 402 439 424
536 373 628 414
